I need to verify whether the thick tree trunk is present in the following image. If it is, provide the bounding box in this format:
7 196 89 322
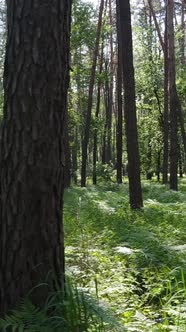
117 0 143 209
168 0 178 190
0 0 71 315
81 0 104 187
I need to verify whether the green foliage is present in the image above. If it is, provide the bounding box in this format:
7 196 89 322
71 0 96 51
93 162 116 182
0 278 121 332
3 179 185 331
64 180 186 331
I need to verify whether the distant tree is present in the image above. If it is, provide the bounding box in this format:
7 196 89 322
81 0 104 187
0 0 71 315
117 0 143 208
93 43 104 185
70 0 97 183
167 0 178 190
116 2 123 184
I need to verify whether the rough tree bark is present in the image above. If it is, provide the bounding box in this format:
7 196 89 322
0 0 71 315
117 0 143 209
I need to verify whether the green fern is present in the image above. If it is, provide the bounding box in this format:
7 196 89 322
0 278 121 332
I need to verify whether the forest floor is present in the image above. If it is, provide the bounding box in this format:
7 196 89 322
64 178 186 331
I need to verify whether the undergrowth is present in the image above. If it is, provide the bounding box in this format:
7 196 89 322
1 179 186 331
64 179 186 331
0 277 121 332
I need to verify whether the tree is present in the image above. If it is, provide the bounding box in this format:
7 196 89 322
70 0 97 184
117 0 143 209
167 0 178 190
0 0 71 315
81 0 104 187
116 2 123 184
93 43 104 185
0 0 6 118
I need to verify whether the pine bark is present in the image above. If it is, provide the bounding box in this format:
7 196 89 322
0 0 71 315
117 0 143 209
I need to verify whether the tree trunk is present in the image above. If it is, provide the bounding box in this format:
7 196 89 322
64 111 71 188
162 5 169 184
168 0 178 190
116 3 123 184
72 127 78 184
178 144 183 178
93 44 104 185
106 0 114 163
0 0 71 315
149 0 185 185
180 0 185 66
117 0 143 209
156 150 161 182
81 0 104 187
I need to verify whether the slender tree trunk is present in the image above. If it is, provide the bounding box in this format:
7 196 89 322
156 150 161 182
64 112 71 188
93 44 104 185
116 3 123 184
102 124 107 164
149 0 186 182
117 0 143 209
104 59 111 163
146 141 153 180
176 93 186 155
162 5 169 184
180 0 185 65
106 0 114 163
0 0 71 315
168 0 178 190
81 0 104 187
72 127 78 184
178 144 183 178
147 0 165 52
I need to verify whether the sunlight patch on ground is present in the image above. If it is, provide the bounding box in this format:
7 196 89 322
168 244 186 251
114 246 134 255
93 199 116 214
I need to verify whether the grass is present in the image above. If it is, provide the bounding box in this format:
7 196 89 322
64 178 186 331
